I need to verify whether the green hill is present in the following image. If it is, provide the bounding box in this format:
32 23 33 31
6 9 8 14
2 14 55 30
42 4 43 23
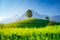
3 18 48 28
16 18 49 28
2 18 60 28
3 18 60 28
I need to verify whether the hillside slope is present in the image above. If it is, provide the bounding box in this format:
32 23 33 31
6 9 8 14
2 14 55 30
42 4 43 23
3 18 60 28
3 18 48 28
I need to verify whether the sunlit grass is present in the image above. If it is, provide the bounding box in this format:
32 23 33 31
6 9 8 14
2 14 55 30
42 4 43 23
0 25 60 40
0 25 60 34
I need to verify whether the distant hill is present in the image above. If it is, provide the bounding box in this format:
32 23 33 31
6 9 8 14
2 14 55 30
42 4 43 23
19 10 46 20
0 10 47 23
0 15 19 23
0 10 60 23
52 15 60 22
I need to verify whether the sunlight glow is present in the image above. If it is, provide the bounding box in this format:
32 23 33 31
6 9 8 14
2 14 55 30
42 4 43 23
0 16 7 21
0 17 5 21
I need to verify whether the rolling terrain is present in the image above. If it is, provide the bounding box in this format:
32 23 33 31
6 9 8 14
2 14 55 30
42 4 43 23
0 18 60 40
0 18 59 28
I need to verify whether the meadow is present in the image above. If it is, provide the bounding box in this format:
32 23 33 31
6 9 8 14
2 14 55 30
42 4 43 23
0 25 60 40
0 18 60 40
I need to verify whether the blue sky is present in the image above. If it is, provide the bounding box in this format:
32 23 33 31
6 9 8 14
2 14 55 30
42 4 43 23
0 0 60 20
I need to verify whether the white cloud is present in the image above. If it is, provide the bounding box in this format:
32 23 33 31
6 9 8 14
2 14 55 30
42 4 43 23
0 16 12 21
0 17 7 21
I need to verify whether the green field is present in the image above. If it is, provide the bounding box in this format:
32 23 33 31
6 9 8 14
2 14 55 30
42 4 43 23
0 25 60 40
0 18 60 40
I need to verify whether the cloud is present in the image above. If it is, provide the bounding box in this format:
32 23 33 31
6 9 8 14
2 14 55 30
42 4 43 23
0 17 7 21
0 16 13 21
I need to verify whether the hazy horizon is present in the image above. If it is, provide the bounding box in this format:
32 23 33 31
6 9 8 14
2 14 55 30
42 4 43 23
0 0 60 20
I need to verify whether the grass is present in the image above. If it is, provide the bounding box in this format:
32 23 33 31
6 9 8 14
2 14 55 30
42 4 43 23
0 18 60 40
0 25 59 34
0 25 60 40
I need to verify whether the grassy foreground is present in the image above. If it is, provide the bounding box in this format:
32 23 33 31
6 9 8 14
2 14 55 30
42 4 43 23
0 25 60 40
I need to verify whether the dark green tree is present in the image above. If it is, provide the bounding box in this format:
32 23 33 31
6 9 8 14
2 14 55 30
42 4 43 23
26 9 32 18
45 16 49 20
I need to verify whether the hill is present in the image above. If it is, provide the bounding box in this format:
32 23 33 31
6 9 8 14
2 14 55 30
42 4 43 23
2 18 60 28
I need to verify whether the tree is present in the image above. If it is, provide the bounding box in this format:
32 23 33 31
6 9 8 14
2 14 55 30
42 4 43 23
0 24 4 28
45 16 49 20
26 9 32 18
48 19 54 26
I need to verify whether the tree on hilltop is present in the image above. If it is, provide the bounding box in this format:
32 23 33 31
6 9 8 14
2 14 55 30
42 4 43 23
26 9 32 18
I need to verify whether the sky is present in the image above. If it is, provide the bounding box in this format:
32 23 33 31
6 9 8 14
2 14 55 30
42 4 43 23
0 0 60 20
